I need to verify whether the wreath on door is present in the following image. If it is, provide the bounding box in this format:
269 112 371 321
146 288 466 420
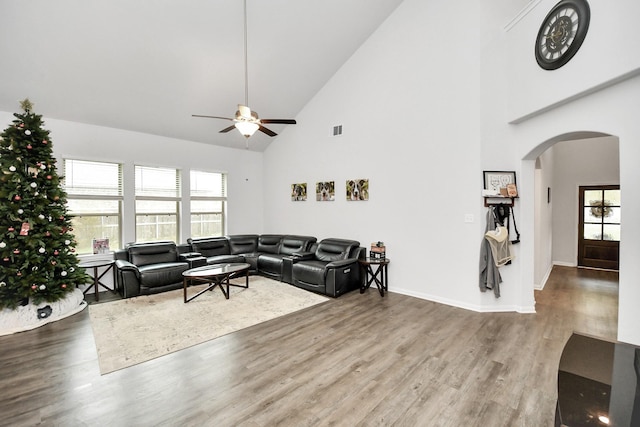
589 200 613 218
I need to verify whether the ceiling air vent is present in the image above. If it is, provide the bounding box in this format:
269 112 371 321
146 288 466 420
332 125 343 137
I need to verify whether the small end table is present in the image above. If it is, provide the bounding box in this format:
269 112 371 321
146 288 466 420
359 257 390 297
78 259 115 302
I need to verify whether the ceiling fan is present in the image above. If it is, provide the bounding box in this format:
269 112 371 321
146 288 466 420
192 0 296 145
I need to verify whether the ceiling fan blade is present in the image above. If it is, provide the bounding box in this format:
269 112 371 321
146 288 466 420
258 125 277 137
260 119 297 124
219 125 237 133
192 114 234 121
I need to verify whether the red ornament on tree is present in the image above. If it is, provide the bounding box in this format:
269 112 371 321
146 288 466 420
26 144 32 149
13 249 20 254
8 227 15 232
61 284 67 289
46 175 52 180
14 195 21 201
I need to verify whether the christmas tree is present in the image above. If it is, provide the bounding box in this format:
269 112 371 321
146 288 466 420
0 99 89 309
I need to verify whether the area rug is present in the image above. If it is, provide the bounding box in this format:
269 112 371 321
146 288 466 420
89 276 328 375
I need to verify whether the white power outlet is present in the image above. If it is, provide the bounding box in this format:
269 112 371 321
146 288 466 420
464 214 474 223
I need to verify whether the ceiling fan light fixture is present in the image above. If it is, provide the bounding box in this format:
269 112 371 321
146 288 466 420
235 121 259 137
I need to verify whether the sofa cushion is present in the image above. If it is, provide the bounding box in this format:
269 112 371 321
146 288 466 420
189 237 231 258
228 234 259 255
138 262 189 287
292 260 328 285
314 239 360 263
128 242 179 267
257 234 283 254
205 254 245 265
280 235 317 255
258 253 286 276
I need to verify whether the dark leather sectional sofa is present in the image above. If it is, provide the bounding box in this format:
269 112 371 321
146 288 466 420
114 234 365 299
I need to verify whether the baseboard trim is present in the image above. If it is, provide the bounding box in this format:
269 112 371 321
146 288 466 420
389 287 536 314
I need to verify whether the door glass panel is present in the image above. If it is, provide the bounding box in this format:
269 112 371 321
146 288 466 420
603 189 621 205
584 207 602 223
602 224 620 241
584 190 602 206
584 224 602 240
603 207 621 223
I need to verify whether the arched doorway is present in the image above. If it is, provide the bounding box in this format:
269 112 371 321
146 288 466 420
524 130 620 290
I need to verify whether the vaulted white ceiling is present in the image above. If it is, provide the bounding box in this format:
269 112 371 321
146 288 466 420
0 0 404 151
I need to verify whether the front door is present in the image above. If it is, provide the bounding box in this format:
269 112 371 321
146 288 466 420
578 186 620 270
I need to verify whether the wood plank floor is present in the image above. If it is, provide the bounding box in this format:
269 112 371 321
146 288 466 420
0 266 618 426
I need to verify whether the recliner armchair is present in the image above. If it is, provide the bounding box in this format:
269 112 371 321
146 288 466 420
290 238 364 297
114 241 193 298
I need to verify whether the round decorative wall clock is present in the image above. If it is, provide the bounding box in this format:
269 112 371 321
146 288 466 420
535 0 590 70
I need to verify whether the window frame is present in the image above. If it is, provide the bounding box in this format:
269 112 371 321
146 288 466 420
63 159 123 254
134 165 182 243
189 170 227 239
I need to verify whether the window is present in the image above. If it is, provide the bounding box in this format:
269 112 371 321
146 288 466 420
64 159 122 254
190 170 226 238
582 188 621 241
135 165 181 243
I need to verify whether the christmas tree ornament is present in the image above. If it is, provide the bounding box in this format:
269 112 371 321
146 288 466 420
61 284 67 289
38 214 45 220
8 227 15 232
0 242 5 248
14 195 21 201
61 271 67 277
13 249 20 254
31 285 37 290
30 182 37 188
64 240 70 245
39 285 46 290
17 209 24 214
25 130 31 135
27 144 32 149
38 247 45 253
9 166 16 172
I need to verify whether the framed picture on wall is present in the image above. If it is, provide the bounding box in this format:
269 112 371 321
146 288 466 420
346 179 369 201
291 183 307 201
316 181 335 201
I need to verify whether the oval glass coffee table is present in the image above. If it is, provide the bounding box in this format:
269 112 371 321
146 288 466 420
182 263 250 303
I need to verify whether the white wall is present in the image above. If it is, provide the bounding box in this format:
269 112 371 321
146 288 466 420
0 112 265 245
534 150 554 289
263 0 496 312
551 137 620 266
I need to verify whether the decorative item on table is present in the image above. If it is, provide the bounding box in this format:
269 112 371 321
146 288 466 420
92 238 110 254
370 241 386 259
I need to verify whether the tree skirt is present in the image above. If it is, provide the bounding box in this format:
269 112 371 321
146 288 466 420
0 288 87 336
